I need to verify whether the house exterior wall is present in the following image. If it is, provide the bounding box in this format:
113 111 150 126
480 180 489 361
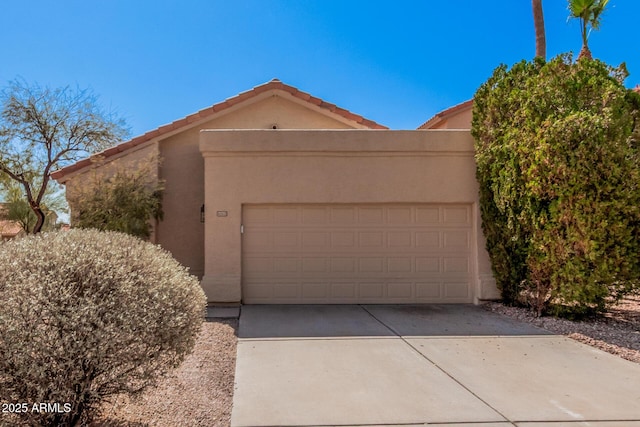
210 95 356 129
199 129 499 304
157 95 358 278
429 108 473 129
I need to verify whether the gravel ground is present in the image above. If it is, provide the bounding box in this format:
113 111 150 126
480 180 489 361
483 294 640 364
92 319 238 427
89 295 639 426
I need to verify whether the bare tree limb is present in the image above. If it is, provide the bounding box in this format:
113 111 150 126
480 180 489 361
0 78 129 233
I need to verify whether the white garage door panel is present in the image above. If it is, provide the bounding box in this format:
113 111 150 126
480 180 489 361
242 205 473 303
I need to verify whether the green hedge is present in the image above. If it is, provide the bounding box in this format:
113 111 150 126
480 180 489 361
472 54 640 316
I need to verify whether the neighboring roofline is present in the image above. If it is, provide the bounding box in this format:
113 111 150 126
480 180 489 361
51 79 388 181
420 85 640 130
0 224 24 238
417 99 473 130
0 220 23 237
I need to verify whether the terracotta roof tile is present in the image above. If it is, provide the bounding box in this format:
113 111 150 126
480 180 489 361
296 92 311 101
172 117 189 128
156 123 174 134
360 118 380 128
51 79 387 180
186 114 201 124
418 99 473 130
5 222 22 234
0 204 28 236
307 96 323 106
145 129 161 139
252 83 271 95
0 219 23 237
234 89 255 101
211 102 228 112
340 110 360 122
270 81 286 91
225 95 244 107
320 101 337 112
123 140 136 149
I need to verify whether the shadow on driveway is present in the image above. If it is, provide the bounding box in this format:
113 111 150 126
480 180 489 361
233 304 640 426
238 304 551 339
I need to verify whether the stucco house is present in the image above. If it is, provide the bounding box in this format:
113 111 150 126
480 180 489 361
52 79 494 304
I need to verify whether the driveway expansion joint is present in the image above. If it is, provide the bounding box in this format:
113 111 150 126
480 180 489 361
232 305 640 427
359 304 513 425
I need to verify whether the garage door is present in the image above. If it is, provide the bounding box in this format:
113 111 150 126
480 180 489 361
242 204 474 304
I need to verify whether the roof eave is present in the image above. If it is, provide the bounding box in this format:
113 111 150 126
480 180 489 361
417 99 473 130
52 79 387 181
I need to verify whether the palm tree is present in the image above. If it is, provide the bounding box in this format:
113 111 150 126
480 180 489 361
568 0 610 60
532 0 546 59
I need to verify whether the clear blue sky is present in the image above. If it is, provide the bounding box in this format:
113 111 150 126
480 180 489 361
1 1 638 135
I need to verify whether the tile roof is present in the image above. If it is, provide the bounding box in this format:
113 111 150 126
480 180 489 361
0 219 23 237
51 79 388 181
417 99 473 130
0 204 24 237
419 86 640 130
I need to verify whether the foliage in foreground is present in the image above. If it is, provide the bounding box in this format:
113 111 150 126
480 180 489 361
0 229 207 426
0 179 65 233
68 156 164 239
472 54 640 316
0 78 128 233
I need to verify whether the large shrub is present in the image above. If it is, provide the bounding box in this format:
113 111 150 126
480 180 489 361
69 158 164 239
472 58 545 305
472 54 640 316
0 229 206 426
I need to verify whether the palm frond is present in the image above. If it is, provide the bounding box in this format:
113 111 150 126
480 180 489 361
590 0 610 29
568 0 595 18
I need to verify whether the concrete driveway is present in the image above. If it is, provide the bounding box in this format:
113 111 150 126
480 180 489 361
231 305 640 427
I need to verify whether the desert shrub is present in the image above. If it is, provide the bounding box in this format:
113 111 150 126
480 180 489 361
0 229 207 426
69 157 163 239
472 54 640 316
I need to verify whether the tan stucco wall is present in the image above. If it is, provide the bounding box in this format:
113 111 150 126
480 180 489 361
199 129 498 303
211 95 356 129
430 108 473 129
157 94 360 278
